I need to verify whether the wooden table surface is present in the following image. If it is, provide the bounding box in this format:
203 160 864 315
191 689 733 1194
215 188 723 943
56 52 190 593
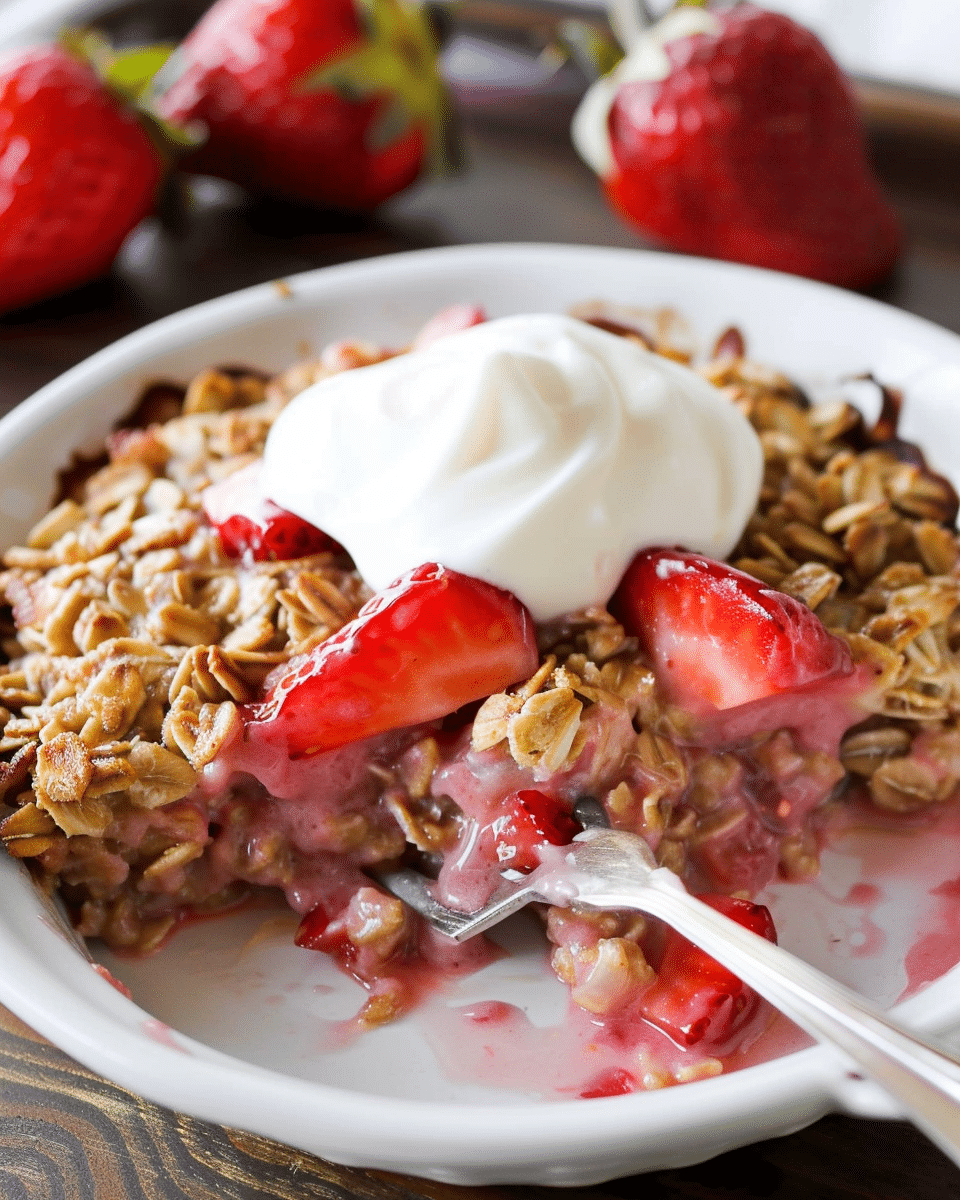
2 11 960 1195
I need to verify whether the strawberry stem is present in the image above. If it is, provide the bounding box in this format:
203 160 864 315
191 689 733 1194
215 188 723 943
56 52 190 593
59 28 205 166
556 19 624 81
301 0 452 175
606 0 653 52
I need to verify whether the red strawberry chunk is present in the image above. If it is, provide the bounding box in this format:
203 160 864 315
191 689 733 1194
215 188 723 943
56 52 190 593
245 563 538 756
639 894 776 1050
295 902 351 956
202 461 341 562
611 548 855 717
579 1067 638 1099
411 304 486 350
491 790 581 874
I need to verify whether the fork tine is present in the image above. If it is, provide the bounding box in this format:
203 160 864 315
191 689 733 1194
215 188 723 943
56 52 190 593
373 798 614 941
371 867 479 939
443 881 541 942
373 865 542 941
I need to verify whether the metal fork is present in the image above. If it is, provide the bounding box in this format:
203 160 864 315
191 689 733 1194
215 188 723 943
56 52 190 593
377 824 960 1168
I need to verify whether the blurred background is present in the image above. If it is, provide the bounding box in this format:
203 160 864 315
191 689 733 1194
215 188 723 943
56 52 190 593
3 0 960 94
0 0 958 351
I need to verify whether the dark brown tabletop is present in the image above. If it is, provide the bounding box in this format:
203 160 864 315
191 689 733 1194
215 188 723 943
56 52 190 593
2 9 960 1195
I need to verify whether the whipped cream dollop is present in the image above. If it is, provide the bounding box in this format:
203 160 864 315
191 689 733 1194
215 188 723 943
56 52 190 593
261 313 762 622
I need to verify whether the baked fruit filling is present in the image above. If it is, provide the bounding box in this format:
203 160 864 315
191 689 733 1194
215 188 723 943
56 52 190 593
1 306 959 1087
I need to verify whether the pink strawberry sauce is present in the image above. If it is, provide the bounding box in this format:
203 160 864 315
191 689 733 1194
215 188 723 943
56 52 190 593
204 726 498 992
411 794 960 1099
182 603 960 1095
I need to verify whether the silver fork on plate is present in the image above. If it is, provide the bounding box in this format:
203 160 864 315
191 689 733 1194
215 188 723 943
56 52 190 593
377 820 960 1168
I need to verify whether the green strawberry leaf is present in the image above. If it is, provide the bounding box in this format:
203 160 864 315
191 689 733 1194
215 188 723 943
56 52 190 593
61 29 172 102
556 19 624 80
107 45 179 99
60 29 206 158
301 0 451 173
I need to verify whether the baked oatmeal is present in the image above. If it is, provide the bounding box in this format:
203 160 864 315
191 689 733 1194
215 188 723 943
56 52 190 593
1 302 959 1088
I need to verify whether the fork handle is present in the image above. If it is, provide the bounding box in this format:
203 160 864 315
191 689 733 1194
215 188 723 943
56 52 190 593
588 875 960 1167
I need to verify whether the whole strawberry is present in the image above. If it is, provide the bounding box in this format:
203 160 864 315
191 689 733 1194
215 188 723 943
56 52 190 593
155 0 446 211
572 4 900 290
0 46 162 315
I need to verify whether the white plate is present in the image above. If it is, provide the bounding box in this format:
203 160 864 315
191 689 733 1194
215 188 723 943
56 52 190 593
2 244 960 1186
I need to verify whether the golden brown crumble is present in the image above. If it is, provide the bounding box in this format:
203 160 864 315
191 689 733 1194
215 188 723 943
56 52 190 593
0 310 958 1039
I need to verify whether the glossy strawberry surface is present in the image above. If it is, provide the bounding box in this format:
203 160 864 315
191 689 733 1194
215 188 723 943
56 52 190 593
578 1067 638 1099
294 902 353 961
215 506 340 561
244 563 538 756
490 790 581 874
202 461 340 561
639 893 777 1049
0 47 161 315
605 4 900 289
156 0 442 210
611 547 854 716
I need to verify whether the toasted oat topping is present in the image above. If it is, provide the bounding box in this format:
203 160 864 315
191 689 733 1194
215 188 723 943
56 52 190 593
0 312 959 1054
0 359 369 949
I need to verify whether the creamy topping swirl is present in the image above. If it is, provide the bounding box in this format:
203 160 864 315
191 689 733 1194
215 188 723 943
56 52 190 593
262 313 762 621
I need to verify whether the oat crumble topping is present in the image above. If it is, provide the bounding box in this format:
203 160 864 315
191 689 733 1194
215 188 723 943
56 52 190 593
2 307 959 1080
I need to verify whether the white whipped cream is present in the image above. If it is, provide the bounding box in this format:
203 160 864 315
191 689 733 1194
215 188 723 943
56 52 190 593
261 313 762 622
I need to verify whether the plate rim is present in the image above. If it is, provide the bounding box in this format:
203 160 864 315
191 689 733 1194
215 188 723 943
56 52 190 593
2 242 960 1183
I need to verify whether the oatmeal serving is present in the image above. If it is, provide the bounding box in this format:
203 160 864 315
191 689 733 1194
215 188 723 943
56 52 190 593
2 301 959 1091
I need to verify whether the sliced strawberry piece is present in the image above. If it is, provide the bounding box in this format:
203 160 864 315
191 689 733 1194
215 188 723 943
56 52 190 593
490 789 581 874
295 902 353 958
411 304 486 350
245 563 538 756
216 506 339 561
639 894 776 1050
579 1067 638 1099
611 548 855 722
203 461 341 561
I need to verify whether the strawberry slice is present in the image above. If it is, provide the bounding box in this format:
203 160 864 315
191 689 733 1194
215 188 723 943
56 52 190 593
411 304 486 350
491 789 581 874
611 549 856 734
202 461 341 561
579 1067 638 1099
245 563 538 756
639 894 776 1050
295 902 354 962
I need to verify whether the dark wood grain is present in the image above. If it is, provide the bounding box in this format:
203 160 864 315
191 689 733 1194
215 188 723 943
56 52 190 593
2 6 960 1193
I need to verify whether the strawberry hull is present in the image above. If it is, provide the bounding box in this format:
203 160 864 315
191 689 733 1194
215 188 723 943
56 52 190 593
156 0 444 211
